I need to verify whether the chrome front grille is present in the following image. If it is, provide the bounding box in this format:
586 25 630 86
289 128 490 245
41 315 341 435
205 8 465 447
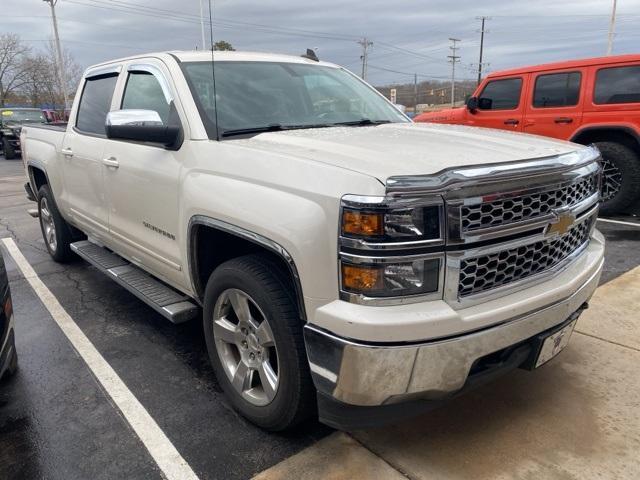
460 172 598 232
458 218 593 298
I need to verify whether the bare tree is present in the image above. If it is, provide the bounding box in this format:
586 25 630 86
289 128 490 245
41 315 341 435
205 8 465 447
45 39 82 106
21 54 54 107
0 34 32 106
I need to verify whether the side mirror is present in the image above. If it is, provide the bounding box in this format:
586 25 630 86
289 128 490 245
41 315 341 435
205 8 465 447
106 110 180 149
466 96 478 113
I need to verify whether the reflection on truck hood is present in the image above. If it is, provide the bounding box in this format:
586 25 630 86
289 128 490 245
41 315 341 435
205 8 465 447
234 123 578 183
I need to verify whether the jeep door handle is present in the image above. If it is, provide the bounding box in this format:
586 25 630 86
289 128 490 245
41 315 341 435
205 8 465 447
61 148 74 157
102 157 119 168
504 119 519 126
554 117 573 124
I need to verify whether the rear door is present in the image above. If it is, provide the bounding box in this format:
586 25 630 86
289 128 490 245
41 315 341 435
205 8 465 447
469 76 526 131
523 69 583 139
60 67 121 239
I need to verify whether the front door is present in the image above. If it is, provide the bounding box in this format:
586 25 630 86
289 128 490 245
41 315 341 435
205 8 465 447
60 72 120 239
102 63 184 286
523 70 583 140
468 75 526 132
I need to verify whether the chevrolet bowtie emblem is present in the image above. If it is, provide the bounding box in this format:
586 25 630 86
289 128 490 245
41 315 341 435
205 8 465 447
546 212 576 237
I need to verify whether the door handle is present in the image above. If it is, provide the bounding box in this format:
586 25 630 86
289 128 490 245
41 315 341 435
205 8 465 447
102 157 119 169
61 148 73 157
554 117 573 124
504 119 519 126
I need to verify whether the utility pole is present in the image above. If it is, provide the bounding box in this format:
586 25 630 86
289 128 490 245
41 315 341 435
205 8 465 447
448 38 461 107
607 0 617 55
476 16 490 85
43 0 69 110
199 0 206 50
413 73 418 112
358 37 373 80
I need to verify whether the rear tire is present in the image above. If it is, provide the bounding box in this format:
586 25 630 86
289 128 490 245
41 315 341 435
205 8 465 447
38 185 74 262
596 141 640 215
2 138 16 160
203 254 315 431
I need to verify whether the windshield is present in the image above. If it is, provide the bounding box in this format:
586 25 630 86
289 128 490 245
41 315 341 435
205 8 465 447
1 109 45 124
182 61 408 139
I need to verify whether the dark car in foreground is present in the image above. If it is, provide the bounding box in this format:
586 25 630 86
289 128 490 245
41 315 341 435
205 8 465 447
0 251 17 380
1 108 46 159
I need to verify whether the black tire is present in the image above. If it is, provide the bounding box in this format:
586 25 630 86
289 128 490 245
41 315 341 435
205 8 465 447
2 138 16 160
203 254 315 431
37 184 74 262
6 348 18 377
596 141 640 215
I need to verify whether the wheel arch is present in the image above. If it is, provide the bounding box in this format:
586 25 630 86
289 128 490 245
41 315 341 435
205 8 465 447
27 163 50 194
571 126 640 156
187 215 307 321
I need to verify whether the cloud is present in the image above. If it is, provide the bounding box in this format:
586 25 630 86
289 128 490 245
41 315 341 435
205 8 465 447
2 0 639 85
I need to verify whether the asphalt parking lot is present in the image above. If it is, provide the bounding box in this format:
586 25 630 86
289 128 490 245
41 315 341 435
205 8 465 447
1 154 640 479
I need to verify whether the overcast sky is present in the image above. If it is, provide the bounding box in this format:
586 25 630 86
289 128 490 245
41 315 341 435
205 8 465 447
3 0 640 86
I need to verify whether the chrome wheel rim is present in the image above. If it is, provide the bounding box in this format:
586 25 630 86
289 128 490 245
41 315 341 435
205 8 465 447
40 197 57 253
600 155 622 201
212 288 279 406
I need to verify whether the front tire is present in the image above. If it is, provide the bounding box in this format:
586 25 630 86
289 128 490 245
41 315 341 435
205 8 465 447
596 141 640 215
2 138 16 160
38 185 74 262
203 254 315 431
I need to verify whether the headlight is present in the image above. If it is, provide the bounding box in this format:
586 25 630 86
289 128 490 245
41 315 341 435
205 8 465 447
341 205 441 242
339 194 445 304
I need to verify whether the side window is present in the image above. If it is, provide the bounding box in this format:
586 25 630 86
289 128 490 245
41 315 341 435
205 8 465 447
121 71 170 123
76 74 119 135
533 72 581 108
478 78 522 110
594 65 640 104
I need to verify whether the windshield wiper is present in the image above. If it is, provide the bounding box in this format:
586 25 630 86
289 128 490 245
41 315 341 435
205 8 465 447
221 123 337 138
332 118 392 127
221 124 286 138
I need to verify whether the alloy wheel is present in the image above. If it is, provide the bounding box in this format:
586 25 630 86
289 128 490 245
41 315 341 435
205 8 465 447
212 288 279 406
40 197 57 253
600 155 623 201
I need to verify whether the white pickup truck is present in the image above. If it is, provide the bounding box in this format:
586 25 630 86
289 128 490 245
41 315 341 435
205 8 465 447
21 51 605 431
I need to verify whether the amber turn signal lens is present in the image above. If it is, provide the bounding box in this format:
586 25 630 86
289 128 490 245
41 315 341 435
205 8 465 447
342 209 383 236
341 264 383 292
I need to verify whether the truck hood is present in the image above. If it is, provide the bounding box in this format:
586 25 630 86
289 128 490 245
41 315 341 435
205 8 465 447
233 123 579 183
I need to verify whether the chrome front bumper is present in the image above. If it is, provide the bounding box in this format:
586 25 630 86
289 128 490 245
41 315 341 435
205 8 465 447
304 258 602 407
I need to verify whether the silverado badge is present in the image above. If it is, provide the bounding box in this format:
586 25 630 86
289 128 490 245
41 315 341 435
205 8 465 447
545 212 576 237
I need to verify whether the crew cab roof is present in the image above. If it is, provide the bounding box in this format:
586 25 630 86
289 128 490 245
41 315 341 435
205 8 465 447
487 53 640 78
83 50 339 76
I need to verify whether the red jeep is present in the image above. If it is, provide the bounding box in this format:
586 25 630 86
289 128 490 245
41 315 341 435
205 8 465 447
415 54 640 214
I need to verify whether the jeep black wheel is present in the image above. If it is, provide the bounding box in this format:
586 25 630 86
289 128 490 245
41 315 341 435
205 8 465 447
597 141 640 215
203 254 315 431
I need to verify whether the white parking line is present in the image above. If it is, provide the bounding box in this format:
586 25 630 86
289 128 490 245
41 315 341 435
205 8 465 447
597 218 640 228
1 238 199 480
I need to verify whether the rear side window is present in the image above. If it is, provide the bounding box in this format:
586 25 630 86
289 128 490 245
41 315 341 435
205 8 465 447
533 72 581 107
478 78 522 110
594 66 640 104
76 74 118 135
121 71 170 123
